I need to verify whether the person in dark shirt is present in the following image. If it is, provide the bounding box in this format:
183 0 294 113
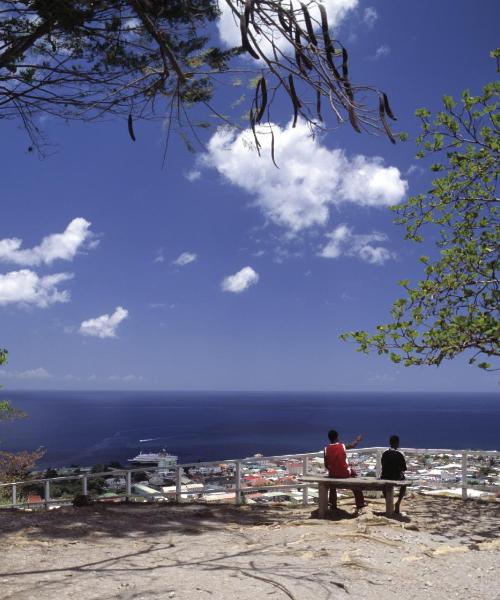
381 435 407 514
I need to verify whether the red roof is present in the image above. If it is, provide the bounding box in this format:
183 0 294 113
28 495 43 504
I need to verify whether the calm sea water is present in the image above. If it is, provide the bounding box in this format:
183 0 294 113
1 391 498 469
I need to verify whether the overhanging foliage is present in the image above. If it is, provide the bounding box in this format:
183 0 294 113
342 56 499 370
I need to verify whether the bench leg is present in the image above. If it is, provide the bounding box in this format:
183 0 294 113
318 483 328 518
385 485 394 515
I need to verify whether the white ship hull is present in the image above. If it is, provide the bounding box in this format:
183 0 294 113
128 451 178 466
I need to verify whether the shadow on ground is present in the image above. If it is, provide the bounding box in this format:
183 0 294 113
0 503 346 600
405 495 499 543
0 502 289 541
0 495 498 546
308 494 500 542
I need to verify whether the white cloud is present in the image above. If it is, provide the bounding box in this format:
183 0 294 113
108 374 144 382
173 252 197 267
63 374 81 382
320 224 395 265
363 7 378 28
79 306 128 339
368 372 397 383
149 302 166 309
124 17 141 32
203 121 407 233
154 248 165 263
217 0 358 55
320 225 351 259
0 218 95 266
221 266 259 293
0 269 73 307
338 155 405 207
185 169 201 182
372 44 390 60
273 245 303 264
320 0 359 26
2 367 52 380
406 164 425 176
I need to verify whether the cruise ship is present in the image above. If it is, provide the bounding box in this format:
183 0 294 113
128 450 178 468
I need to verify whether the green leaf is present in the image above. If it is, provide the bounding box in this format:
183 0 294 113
341 59 499 371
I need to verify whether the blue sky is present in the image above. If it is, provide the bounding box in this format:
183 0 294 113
0 0 498 392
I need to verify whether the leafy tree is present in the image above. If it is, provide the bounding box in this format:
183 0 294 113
132 469 148 482
91 463 108 473
44 467 59 478
0 1 398 154
0 350 23 423
342 57 499 370
0 349 44 483
108 460 123 469
0 350 21 421
0 399 23 422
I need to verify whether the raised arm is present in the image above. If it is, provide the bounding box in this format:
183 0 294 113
345 434 363 450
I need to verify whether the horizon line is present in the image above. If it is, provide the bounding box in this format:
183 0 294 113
3 388 498 395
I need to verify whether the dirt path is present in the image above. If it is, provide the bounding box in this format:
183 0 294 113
1 495 498 600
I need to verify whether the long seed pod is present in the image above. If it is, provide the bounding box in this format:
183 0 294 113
301 3 318 46
344 80 361 132
240 2 259 59
318 2 332 51
383 92 397 120
326 51 341 80
127 114 136 142
318 3 340 79
347 104 361 133
341 45 358 131
342 74 361 133
255 76 267 123
379 96 396 143
341 47 349 81
294 24 312 72
278 5 291 34
247 0 261 35
254 77 262 120
249 107 262 156
316 89 323 122
244 0 253 26
294 23 304 73
270 128 279 168
288 74 300 127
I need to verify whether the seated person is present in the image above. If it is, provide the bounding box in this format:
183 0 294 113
381 434 407 514
324 429 366 512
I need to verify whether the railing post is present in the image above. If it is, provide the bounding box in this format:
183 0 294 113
126 471 132 499
44 480 50 508
175 467 182 503
461 452 468 500
302 455 309 506
235 461 242 505
82 475 88 496
376 449 382 478
12 484 17 507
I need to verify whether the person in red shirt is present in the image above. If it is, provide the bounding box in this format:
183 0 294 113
324 429 366 512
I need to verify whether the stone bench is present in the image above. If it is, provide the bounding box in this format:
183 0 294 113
300 475 408 517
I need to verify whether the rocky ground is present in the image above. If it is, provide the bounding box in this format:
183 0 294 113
1 494 499 600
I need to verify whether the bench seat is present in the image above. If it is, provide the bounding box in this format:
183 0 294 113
300 475 408 517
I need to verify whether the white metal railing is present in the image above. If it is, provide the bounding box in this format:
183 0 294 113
0 447 498 510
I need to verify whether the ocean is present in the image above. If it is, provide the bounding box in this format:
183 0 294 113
0 391 498 469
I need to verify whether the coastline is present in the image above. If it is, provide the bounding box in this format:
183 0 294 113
2 391 499 469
